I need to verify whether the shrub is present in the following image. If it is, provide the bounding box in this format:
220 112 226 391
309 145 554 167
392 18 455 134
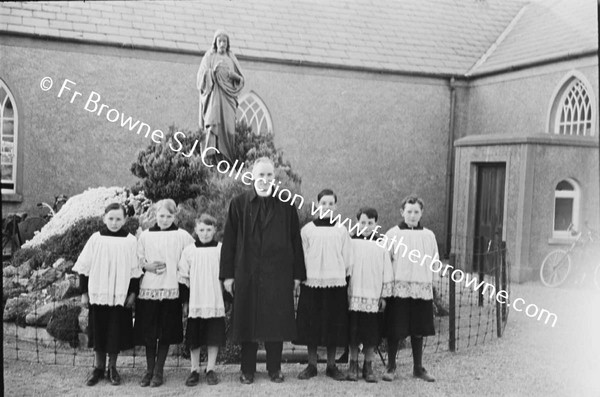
232 120 301 185
11 247 54 270
130 126 210 203
46 305 81 348
22 187 135 249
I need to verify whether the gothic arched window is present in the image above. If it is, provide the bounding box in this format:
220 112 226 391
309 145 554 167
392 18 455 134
237 92 273 135
1 80 18 194
548 72 596 137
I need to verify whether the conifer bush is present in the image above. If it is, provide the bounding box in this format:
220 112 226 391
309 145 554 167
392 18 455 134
130 126 210 203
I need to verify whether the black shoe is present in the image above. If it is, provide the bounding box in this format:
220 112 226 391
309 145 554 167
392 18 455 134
86 368 105 386
382 364 396 382
206 369 219 385
185 371 200 387
325 365 346 381
150 371 163 387
413 366 435 382
139 371 153 387
269 370 285 383
107 366 121 386
240 372 254 384
297 364 317 380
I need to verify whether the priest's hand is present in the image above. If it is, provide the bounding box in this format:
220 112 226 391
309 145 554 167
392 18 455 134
182 303 189 317
125 293 136 309
81 293 89 309
224 279 234 296
294 279 301 296
378 298 387 312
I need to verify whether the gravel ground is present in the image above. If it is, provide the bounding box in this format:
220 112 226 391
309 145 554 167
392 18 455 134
4 282 600 397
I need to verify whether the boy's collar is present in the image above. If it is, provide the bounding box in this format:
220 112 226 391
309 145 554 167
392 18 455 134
99 226 129 237
313 217 336 227
399 221 423 230
195 238 218 247
149 223 179 232
351 230 380 240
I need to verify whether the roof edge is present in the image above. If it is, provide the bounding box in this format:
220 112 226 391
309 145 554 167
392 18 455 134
455 133 599 148
466 3 529 77
0 30 459 80
467 50 599 78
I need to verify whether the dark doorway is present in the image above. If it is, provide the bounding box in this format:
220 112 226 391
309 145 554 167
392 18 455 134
473 163 506 275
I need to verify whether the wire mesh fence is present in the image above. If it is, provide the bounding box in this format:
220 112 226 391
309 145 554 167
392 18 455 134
3 240 511 368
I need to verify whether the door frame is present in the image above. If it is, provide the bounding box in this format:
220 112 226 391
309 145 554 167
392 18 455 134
465 161 509 273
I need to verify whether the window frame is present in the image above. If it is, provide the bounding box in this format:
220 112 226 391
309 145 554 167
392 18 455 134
552 178 580 240
546 71 597 137
1 79 19 197
236 91 273 135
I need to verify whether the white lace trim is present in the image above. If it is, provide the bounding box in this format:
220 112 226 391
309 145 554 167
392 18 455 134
188 307 226 318
348 296 380 313
304 278 347 288
88 293 127 306
390 281 433 300
382 281 394 298
138 288 179 300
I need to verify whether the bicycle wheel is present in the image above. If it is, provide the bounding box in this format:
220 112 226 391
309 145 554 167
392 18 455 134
540 250 571 287
594 263 600 291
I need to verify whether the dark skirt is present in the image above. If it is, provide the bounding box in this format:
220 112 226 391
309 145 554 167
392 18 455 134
134 298 183 346
384 297 435 340
348 311 381 347
185 317 226 349
88 304 134 353
295 285 348 347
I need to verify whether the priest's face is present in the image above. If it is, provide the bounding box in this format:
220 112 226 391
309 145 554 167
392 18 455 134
103 208 126 232
195 222 216 244
252 161 275 195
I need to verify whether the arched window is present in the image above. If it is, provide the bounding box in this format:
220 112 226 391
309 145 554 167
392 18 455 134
547 72 596 136
236 92 273 135
1 80 18 194
553 179 580 239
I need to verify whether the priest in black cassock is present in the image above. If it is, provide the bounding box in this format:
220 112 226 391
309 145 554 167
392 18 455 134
220 157 306 384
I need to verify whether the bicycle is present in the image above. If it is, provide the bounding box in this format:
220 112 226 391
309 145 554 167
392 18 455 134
539 223 600 290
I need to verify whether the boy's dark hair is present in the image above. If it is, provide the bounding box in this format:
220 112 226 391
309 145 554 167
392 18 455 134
317 188 337 203
104 202 127 217
196 213 218 227
356 207 378 221
400 195 425 211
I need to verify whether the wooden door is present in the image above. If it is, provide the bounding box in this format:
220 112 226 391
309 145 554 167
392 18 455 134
473 163 506 274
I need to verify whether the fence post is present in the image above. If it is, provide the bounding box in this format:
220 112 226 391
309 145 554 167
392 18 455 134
501 241 508 323
448 254 456 352
495 247 502 338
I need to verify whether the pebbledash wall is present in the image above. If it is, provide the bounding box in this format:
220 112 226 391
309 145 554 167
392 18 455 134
452 57 600 282
0 36 451 245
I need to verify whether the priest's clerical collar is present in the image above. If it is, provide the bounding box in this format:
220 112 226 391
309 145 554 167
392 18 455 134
149 223 179 232
399 221 423 230
195 238 218 247
313 217 336 227
250 185 274 200
99 227 129 237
